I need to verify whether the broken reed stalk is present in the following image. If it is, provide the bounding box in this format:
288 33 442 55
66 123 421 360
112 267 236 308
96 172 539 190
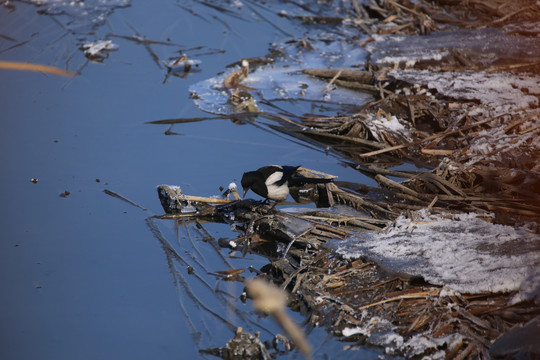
356 289 439 311
179 195 233 204
303 68 374 84
312 130 388 149
246 279 313 360
374 174 424 199
324 69 344 92
0 60 76 77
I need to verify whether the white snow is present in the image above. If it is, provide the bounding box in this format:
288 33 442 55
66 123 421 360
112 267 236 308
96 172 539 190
329 210 540 302
365 112 411 142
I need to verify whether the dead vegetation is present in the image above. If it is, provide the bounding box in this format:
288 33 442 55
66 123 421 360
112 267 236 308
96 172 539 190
291 0 540 227
156 0 539 358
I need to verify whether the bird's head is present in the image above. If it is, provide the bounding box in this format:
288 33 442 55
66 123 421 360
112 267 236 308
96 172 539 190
241 171 256 198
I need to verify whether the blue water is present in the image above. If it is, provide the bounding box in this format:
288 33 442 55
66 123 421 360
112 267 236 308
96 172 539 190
0 1 385 359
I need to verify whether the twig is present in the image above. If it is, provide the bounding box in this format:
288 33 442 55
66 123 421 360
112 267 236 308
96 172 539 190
375 174 423 198
324 69 344 93
357 289 439 310
427 195 438 211
503 112 539 133
492 5 534 24
0 60 76 77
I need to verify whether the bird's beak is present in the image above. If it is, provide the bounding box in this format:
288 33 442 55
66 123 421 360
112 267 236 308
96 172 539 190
242 189 248 198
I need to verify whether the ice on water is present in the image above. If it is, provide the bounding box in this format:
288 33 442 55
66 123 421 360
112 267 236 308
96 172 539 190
189 37 373 116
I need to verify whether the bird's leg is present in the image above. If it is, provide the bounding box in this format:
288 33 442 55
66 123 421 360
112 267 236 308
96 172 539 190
269 201 283 213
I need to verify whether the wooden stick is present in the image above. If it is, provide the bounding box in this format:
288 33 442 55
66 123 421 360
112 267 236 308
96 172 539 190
492 5 534 24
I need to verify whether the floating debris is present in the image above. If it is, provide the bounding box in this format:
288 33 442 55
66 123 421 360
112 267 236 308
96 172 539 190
59 190 71 198
80 40 119 59
201 327 272 360
162 55 201 74
223 59 249 89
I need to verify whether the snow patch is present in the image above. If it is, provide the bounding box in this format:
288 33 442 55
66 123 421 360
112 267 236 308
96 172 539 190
329 210 540 301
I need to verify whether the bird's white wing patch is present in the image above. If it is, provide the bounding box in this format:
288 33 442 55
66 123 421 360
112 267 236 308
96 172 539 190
265 170 290 201
265 171 284 186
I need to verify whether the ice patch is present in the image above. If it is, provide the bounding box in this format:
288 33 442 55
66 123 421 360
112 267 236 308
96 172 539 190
190 38 373 116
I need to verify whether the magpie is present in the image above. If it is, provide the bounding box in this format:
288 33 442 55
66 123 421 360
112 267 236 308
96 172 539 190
241 165 332 202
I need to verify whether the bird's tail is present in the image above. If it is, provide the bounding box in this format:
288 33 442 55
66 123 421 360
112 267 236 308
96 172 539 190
289 176 333 186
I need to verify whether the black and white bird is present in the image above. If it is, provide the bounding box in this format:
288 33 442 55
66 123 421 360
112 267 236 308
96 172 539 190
241 165 332 203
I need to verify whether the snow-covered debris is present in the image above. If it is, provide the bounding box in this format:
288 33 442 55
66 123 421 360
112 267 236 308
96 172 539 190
81 40 119 57
389 69 540 110
365 111 412 142
342 316 463 357
329 210 540 302
367 27 540 67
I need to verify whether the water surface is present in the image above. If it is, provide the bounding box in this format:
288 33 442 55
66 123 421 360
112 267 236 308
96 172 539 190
0 1 380 359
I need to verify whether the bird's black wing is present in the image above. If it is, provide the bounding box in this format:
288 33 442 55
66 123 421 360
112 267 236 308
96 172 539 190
276 165 301 186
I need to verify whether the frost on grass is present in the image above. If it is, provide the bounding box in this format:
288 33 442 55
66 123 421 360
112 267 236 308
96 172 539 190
329 210 540 303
